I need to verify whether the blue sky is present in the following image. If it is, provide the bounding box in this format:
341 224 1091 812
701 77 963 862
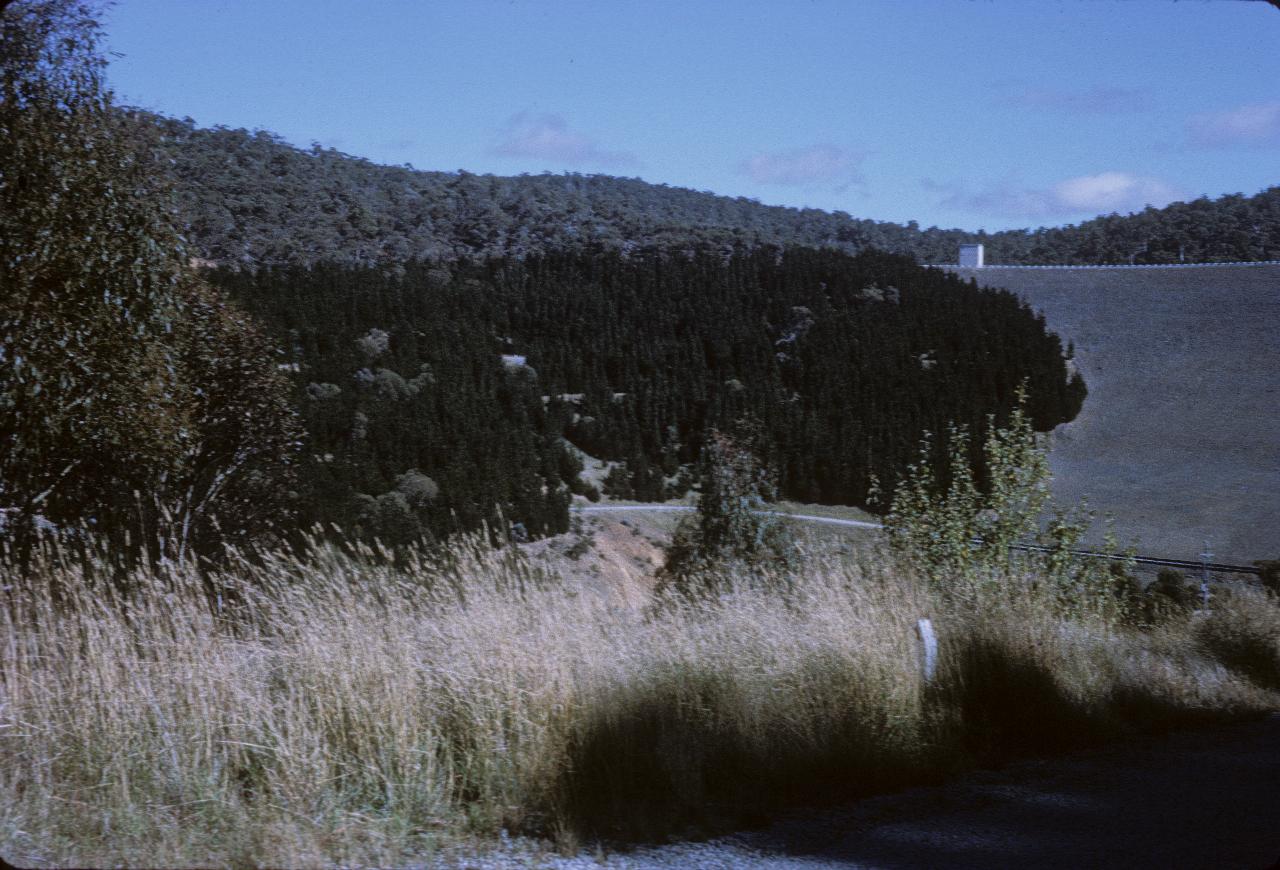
104 0 1280 232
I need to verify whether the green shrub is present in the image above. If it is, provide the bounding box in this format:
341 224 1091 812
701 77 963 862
660 428 796 587
1152 569 1197 610
1254 559 1280 597
882 392 1124 620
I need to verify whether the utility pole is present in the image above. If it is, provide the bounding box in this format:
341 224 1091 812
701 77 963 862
1199 540 1213 606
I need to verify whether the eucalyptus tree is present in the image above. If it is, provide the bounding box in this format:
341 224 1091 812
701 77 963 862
1 0 299 556
1 1 187 530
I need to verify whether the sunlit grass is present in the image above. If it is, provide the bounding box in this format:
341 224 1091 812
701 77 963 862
1 534 1276 867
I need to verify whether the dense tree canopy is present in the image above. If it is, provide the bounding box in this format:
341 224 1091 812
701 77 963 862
212 245 1085 542
144 113 1280 269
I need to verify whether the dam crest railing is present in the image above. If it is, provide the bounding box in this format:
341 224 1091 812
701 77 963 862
927 260 1280 270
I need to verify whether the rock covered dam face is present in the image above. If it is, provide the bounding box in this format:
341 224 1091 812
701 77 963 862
941 262 1280 565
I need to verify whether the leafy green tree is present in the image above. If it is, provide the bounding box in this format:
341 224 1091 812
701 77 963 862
881 398 1050 585
0 0 300 555
663 427 795 585
1 0 190 531
162 283 303 557
883 394 1123 617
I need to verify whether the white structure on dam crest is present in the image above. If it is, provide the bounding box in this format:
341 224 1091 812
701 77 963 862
958 243 985 268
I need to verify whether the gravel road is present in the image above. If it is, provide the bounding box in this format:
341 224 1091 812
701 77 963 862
573 504 883 530
456 714 1280 869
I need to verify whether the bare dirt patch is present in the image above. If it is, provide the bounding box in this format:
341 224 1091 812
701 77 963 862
522 515 673 609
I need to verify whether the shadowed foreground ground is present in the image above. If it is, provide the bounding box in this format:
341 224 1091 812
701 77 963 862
481 714 1280 869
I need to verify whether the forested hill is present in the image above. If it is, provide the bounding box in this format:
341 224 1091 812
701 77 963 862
209 246 1085 544
148 113 1280 269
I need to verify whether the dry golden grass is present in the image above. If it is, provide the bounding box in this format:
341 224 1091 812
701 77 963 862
1 534 1277 867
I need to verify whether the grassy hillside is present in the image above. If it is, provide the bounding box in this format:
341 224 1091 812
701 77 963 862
950 264 1280 564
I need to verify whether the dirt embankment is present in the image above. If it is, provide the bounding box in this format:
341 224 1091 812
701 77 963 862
522 514 671 609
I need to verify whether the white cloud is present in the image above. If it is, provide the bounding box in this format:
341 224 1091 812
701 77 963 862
1052 172 1181 212
998 83 1150 115
1187 101 1280 148
738 144 865 190
493 113 637 167
930 172 1183 219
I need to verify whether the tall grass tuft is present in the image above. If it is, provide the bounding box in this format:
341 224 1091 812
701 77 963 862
2 532 1277 867
1194 585 1280 691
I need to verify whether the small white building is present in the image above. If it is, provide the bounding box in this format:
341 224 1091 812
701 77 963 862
959 244 985 268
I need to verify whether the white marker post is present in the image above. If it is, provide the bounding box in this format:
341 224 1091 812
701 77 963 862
1200 540 1213 607
916 618 938 684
